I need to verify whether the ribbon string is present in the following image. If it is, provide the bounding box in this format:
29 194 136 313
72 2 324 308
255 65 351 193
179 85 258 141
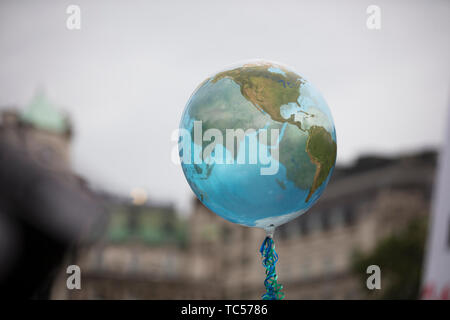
259 236 285 300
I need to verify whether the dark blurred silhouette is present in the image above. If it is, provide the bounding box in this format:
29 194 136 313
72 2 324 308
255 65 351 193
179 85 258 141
0 137 103 298
0 100 104 299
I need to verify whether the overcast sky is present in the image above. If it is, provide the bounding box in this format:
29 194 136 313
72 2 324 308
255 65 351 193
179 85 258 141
0 0 449 214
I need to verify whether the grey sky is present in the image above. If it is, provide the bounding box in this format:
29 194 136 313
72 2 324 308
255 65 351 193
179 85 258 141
0 0 449 214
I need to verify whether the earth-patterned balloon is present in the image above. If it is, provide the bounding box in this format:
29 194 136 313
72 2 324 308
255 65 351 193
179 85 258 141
179 61 336 229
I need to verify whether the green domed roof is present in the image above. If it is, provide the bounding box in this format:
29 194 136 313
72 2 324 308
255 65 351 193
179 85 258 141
21 92 70 133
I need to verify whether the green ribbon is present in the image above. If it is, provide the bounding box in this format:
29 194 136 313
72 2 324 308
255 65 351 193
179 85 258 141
259 236 285 300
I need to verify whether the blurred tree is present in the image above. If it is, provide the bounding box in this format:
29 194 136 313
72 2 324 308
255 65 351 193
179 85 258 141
351 217 428 299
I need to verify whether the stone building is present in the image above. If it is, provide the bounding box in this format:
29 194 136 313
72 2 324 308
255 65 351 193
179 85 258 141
57 150 435 299
0 93 436 300
274 153 435 299
188 152 435 299
51 195 219 299
0 92 72 172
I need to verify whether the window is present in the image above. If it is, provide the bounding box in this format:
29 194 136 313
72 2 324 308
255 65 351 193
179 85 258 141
329 207 344 227
323 256 334 275
242 255 251 267
308 213 322 232
321 210 331 231
298 217 309 236
344 206 355 226
222 226 232 242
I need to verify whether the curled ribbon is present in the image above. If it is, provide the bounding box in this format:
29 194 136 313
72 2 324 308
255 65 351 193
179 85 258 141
259 236 285 300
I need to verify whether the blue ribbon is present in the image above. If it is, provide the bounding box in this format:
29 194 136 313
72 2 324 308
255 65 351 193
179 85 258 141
259 236 285 300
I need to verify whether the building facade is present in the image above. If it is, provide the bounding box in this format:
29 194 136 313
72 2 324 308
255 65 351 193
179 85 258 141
188 152 435 299
55 151 435 299
0 92 72 172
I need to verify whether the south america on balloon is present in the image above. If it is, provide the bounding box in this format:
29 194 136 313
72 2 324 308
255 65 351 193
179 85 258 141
178 60 337 299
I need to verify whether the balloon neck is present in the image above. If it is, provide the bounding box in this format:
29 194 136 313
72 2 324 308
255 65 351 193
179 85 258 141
265 225 275 238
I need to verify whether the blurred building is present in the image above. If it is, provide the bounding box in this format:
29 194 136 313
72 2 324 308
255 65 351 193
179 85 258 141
189 151 435 299
51 195 220 299
0 93 437 299
54 150 436 299
0 92 72 172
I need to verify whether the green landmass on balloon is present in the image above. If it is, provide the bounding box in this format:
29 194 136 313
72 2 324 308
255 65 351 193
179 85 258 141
188 78 270 159
305 125 337 202
278 123 316 191
188 63 336 202
212 63 309 132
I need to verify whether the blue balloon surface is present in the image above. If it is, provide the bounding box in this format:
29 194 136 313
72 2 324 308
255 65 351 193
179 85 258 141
179 61 336 229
